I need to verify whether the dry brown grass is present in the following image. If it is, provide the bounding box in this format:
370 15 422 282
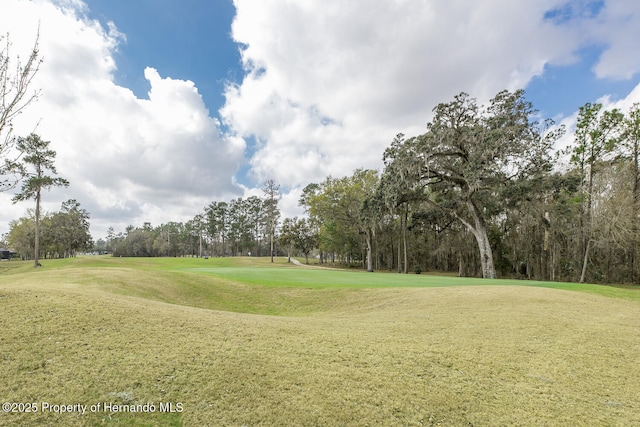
1 263 639 426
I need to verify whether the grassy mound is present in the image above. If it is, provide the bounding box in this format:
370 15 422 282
1 256 639 426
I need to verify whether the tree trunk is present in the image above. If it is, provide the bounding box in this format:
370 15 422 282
542 211 550 281
474 225 496 279
458 200 496 279
34 190 41 268
403 205 409 274
632 141 639 283
579 238 591 283
397 215 402 273
270 223 274 262
365 231 373 272
580 164 595 283
551 240 556 281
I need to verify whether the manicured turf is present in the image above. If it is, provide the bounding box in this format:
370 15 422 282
5 255 638 300
189 265 496 287
1 256 639 426
185 262 640 302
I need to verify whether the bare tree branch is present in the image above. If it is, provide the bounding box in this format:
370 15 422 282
0 28 43 191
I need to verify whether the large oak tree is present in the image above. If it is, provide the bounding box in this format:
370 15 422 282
384 90 558 278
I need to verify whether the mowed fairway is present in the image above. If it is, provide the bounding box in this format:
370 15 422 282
1 257 639 426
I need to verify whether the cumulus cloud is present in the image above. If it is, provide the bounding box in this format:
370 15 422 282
1 0 244 237
221 0 581 189
221 0 640 197
591 0 640 79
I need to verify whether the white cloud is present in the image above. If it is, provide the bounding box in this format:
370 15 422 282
1 0 244 238
221 0 640 200
591 0 640 79
221 0 584 189
600 82 640 111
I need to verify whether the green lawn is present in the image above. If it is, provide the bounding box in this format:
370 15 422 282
4 254 637 297
1 256 639 426
188 264 640 297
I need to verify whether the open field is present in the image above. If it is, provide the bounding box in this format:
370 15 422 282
1 256 639 426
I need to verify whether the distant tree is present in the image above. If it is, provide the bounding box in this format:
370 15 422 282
292 217 318 265
94 238 106 253
245 195 264 256
303 169 379 271
227 198 252 256
279 217 296 263
190 213 205 257
205 201 229 256
7 214 35 259
567 103 623 282
123 229 152 257
618 103 640 282
49 199 92 257
163 222 183 256
8 133 69 267
299 183 326 263
262 179 281 262
105 226 117 253
1 31 42 191
278 217 319 264
7 199 93 259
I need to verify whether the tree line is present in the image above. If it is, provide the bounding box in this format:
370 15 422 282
7 199 92 260
298 90 640 284
92 90 640 285
100 180 282 259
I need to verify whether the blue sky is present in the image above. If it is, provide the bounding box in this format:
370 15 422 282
527 45 639 118
2 0 640 238
85 0 240 110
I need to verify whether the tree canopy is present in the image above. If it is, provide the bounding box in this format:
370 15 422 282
381 90 558 278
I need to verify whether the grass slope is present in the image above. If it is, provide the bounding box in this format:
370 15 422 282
1 256 639 426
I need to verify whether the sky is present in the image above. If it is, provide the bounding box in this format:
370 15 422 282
1 0 640 241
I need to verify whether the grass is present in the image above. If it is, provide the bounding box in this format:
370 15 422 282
0 256 639 426
189 264 640 298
